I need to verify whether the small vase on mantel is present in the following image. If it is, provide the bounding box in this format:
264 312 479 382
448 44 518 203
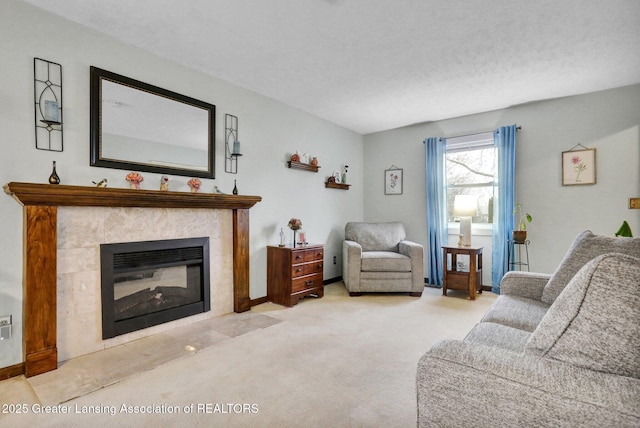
48 161 60 185
232 180 238 195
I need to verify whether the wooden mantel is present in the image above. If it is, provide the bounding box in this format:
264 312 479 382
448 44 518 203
4 182 262 377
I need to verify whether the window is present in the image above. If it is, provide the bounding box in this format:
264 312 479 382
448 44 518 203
445 132 496 224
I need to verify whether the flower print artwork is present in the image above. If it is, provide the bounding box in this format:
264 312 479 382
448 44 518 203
571 156 587 181
385 168 403 194
562 148 596 186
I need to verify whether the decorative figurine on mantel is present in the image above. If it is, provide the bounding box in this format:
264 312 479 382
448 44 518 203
125 172 143 189
187 178 201 193
92 178 108 187
160 175 170 191
48 161 60 184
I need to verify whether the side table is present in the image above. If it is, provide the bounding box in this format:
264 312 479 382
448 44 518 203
442 245 483 300
267 244 324 306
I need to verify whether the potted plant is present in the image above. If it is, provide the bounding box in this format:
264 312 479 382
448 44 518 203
512 203 532 243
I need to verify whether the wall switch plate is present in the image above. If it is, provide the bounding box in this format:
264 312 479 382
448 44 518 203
0 315 11 327
0 325 11 340
333 256 337 265
630 198 640 209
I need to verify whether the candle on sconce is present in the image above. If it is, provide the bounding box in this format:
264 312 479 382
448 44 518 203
232 141 241 156
44 100 59 122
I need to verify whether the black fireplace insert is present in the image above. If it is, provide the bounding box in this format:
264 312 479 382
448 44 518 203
100 237 210 339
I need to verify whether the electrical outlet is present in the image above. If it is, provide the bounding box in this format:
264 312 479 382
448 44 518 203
333 256 337 265
0 315 11 327
630 198 640 209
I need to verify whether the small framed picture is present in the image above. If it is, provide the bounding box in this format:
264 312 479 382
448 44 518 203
385 168 403 195
562 148 596 185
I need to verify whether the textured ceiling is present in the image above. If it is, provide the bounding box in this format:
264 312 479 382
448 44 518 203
22 0 640 134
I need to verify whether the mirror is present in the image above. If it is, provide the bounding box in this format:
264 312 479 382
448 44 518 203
90 66 215 179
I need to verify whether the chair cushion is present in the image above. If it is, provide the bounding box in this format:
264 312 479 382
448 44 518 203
345 222 406 252
480 295 550 332
361 251 411 272
541 230 640 304
526 253 640 379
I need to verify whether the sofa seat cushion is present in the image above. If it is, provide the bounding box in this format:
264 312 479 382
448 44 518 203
361 251 411 272
526 253 640 379
481 295 550 332
464 322 532 353
541 230 640 304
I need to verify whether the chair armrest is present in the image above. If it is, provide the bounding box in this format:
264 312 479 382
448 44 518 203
399 240 425 291
343 240 362 289
500 271 551 300
417 340 640 427
398 240 423 259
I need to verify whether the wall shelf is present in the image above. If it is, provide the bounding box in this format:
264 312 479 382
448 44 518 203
325 182 350 190
287 161 320 172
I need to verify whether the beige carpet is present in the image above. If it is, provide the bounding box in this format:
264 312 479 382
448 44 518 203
0 283 496 428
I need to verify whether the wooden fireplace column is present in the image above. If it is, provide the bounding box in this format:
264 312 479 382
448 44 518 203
4 182 261 377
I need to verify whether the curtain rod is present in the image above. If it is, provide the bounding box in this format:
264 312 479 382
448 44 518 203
423 125 522 143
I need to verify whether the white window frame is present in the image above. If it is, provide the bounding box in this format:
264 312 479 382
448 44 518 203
445 132 495 236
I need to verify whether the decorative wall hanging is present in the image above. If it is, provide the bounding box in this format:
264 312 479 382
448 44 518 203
385 166 403 195
225 114 242 173
562 144 596 186
34 58 63 151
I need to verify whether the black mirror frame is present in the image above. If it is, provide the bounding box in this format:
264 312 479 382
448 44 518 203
90 66 215 179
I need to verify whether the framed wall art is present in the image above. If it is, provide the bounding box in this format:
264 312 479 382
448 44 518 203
385 166 403 195
562 145 596 186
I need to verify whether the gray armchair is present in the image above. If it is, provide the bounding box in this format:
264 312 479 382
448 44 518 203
343 222 424 296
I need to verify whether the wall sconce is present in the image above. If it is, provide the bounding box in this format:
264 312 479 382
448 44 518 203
34 58 63 152
225 114 242 173
453 195 478 247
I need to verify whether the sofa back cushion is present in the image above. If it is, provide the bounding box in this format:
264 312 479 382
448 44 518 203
525 253 640 379
541 230 640 304
345 222 406 252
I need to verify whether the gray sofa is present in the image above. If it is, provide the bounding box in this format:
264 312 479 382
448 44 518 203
417 230 640 427
343 222 424 296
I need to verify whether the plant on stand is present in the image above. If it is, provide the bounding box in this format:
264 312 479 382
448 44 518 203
512 203 532 243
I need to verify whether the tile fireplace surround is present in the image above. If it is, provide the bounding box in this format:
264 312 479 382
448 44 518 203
3 182 261 377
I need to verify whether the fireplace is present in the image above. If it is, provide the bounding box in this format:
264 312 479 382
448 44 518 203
100 237 211 339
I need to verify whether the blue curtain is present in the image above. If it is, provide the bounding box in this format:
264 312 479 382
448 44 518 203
425 137 447 286
492 125 517 293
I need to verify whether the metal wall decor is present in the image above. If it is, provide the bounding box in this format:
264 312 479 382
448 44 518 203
225 114 242 173
34 58 63 151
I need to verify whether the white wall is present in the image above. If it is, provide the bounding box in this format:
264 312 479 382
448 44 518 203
364 85 640 282
0 0 363 369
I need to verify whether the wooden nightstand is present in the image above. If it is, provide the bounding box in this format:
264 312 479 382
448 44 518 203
267 244 324 306
442 245 483 300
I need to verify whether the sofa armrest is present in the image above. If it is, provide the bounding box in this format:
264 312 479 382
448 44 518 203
417 340 640 427
343 240 362 290
500 271 551 300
